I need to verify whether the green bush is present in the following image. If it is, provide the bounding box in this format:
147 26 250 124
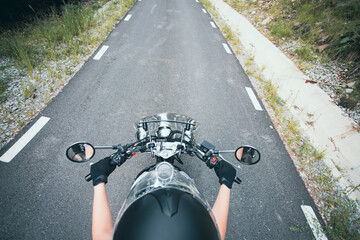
339 94 358 109
324 192 360 239
293 0 360 61
333 24 360 61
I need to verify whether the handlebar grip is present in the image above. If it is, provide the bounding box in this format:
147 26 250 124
85 173 92 182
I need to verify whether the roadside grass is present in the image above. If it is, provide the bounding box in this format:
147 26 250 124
294 45 317 62
22 82 36 99
0 0 135 148
0 77 8 103
269 19 293 40
221 23 234 41
200 0 360 238
1 32 36 75
0 4 96 73
268 0 359 63
0 0 135 99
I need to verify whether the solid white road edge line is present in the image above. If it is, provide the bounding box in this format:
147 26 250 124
93 45 109 60
202 9 207 13
245 87 263 111
301 205 328 240
0 116 50 163
210 21 217 28
195 0 199 2
124 14 132 21
222 43 232 54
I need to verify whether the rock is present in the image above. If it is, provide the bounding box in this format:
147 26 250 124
319 35 330 44
261 16 272 25
348 81 356 88
345 89 353 94
293 22 302 30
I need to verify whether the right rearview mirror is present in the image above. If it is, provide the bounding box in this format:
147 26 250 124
235 146 260 165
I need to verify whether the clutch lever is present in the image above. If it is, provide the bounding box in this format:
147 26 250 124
234 176 242 184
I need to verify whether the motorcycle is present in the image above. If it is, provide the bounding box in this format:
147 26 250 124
66 113 260 240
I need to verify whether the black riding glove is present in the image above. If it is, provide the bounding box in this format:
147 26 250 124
214 161 236 189
90 157 116 186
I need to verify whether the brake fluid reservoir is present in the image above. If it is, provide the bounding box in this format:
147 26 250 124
155 162 174 185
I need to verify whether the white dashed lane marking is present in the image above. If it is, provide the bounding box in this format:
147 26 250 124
202 8 207 13
0 117 50 163
222 43 232 54
210 21 217 28
93 45 109 60
301 205 328 240
124 14 132 21
245 87 263 111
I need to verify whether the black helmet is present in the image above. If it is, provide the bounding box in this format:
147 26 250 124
113 188 220 240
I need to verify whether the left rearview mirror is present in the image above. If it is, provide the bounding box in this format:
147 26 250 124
235 146 260 165
66 142 95 163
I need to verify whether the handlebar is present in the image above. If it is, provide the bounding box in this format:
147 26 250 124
90 138 240 169
84 139 243 184
85 172 242 184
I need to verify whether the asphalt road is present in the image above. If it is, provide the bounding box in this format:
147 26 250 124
0 0 322 239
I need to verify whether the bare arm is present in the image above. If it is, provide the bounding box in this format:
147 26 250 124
212 184 231 240
92 183 114 240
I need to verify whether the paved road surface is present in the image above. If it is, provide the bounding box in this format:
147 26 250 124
0 0 322 239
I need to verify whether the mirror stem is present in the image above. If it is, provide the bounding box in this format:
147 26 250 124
217 150 236 153
218 154 241 169
93 146 116 149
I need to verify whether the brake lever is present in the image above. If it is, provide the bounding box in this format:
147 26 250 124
217 154 241 169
